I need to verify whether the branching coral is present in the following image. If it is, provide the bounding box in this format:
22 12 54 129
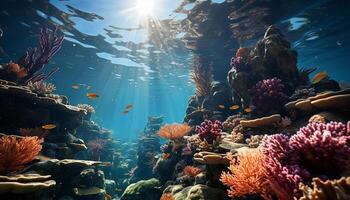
77 104 96 114
260 121 350 199
157 124 192 140
182 166 202 178
246 135 264 148
195 119 222 144
0 135 43 175
87 138 106 161
299 177 350 200
27 81 56 96
249 78 288 115
17 27 63 84
191 56 213 97
220 149 271 199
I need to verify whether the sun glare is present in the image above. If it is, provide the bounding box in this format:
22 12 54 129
136 0 155 17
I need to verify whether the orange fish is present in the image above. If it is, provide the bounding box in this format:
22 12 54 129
125 104 133 110
229 105 240 110
87 93 99 99
162 153 171 160
244 107 253 113
41 124 56 130
312 71 328 84
218 105 225 109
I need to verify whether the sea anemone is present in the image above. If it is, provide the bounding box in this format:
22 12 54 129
191 56 213 97
220 149 271 199
0 135 43 175
195 119 222 144
27 81 56 96
249 77 288 115
157 124 192 140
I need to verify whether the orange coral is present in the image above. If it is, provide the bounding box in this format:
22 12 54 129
0 135 43 175
183 166 202 177
157 124 191 140
6 62 28 78
160 193 174 200
220 148 271 199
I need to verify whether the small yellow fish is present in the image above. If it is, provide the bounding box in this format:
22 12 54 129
312 71 328 84
71 84 80 89
87 93 99 99
42 124 56 130
229 105 240 110
244 107 253 113
125 104 133 110
218 105 225 109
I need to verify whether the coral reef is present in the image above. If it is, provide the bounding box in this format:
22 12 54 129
220 149 271 199
249 77 288 115
158 124 191 140
299 177 350 200
0 135 43 175
27 81 56 96
195 120 222 144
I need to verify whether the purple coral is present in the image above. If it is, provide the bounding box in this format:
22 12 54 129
18 27 64 84
249 78 287 114
260 121 350 199
195 120 222 144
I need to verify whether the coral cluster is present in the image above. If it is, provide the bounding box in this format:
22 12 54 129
27 81 56 96
289 87 316 101
77 104 96 114
220 149 271 199
157 124 191 140
249 77 288 115
182 166 202 178
195 120 222 144
260 121 350 199
0 135 43 175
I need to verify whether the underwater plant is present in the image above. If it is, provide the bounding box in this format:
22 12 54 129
157 124 191 140
249 77 288 115
220 149 271 199
18 27 64 84
260 121 350 199
27 81 56 96
0 135 43 175
195 119 222 144
190 56 213 97
87 138 106 161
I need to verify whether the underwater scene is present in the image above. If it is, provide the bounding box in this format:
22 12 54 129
0 0 350 199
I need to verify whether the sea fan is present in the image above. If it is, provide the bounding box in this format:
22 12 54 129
191 56 213 97
158 124 192 140
0 135 43 175
220 149 271 199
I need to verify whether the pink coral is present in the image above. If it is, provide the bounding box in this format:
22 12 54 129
195 120 222 144
260 121 350 199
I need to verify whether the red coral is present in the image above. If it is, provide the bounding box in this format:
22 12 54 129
183 166 202 177
0 135 43 175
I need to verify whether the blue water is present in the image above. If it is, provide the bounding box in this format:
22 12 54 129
0 0 349 140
